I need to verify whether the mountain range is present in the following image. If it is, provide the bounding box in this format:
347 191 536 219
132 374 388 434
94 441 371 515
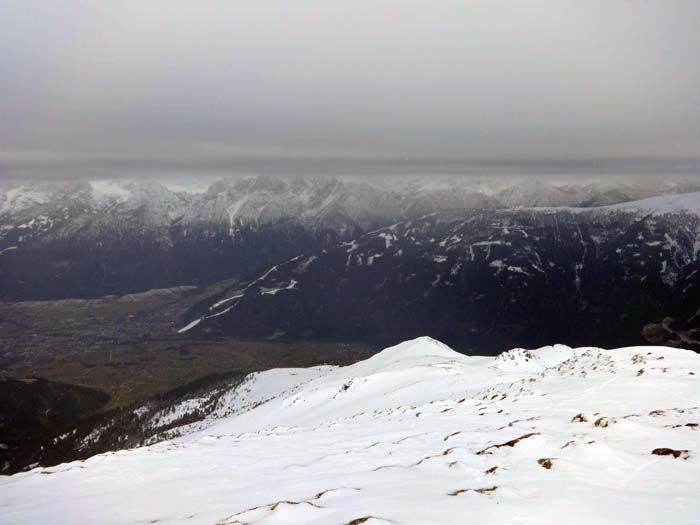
2 175 699 299
2 175 699 353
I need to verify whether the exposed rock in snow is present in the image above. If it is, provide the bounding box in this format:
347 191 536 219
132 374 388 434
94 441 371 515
1 337 698 524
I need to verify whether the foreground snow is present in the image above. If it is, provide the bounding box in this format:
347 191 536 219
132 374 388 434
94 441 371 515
1 337 699 524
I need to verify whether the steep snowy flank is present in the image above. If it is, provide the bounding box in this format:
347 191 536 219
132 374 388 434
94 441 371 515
1 337 698 524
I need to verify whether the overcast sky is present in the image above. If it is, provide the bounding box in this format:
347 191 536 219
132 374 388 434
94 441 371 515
1 1 700 178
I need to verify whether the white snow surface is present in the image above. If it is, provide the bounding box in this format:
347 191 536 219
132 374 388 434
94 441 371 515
606 191 700 214
1 337 699 525
530 191 700 215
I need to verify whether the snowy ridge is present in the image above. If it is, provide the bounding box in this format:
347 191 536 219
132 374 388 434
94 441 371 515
606 191 700 214
528 190 700 216
1 337 698 524
4 175 700 221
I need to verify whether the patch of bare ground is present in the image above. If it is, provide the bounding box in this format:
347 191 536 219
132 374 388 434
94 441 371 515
412 447 456 466
631 354 646 365
312 487 360 500
219 500 321 524
571 413 587 423
651 448 690 459
448 486 498 496
345 517 394 525
668 422 698 429
220 488 363 523
476 433 540 455
269 501 319 512
373 465 400 471
497 416 539 430
538 458 554 469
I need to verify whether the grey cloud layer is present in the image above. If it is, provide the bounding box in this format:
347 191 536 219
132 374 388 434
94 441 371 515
1 1 700 176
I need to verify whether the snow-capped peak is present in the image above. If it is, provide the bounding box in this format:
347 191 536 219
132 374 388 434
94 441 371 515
344 336 465 373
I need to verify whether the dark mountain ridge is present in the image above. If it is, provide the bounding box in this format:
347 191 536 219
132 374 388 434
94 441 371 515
186 207 700 353
2 175 699 300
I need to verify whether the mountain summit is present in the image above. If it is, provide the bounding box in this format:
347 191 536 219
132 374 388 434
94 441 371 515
2 337 698 524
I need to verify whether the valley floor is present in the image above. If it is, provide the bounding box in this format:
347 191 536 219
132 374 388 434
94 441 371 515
0 286 377 407
1 337 699 524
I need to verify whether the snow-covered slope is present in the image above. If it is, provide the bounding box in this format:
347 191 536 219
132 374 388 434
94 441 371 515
1 337 698 524
606 191 700 214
